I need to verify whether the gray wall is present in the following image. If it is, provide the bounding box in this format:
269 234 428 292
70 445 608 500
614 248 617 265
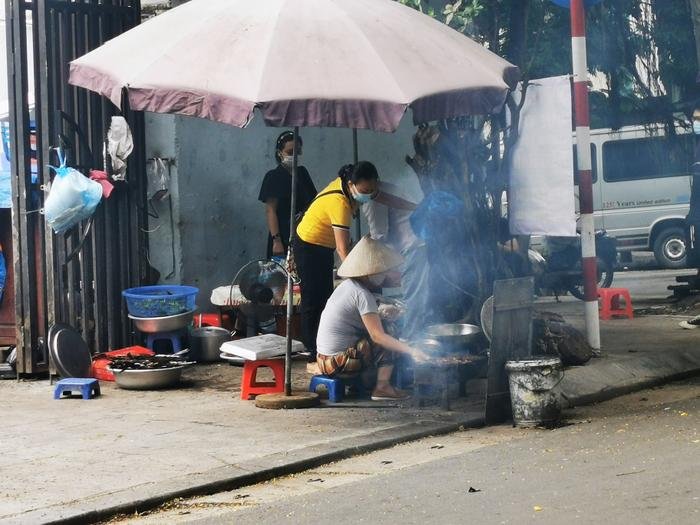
144 112 420 312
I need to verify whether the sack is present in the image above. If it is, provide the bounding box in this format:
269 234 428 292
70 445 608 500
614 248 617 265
44 149 103 233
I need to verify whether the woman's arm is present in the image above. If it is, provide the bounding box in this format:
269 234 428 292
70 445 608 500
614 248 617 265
333 228 352 261
361 312 416 355
264 198 285 254
373 191 417 211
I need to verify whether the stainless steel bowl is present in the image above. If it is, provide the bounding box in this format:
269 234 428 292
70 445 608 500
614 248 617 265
128 309 196 333
424 323 482 347
108 366 184 390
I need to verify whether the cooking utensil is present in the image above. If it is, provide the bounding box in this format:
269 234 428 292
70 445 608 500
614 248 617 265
48 323 92 378
424 323 482 348
108 365 184 390
128 309 196 333
189 326 231 362
480 296 494 342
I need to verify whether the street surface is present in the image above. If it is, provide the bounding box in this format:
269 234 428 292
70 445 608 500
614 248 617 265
112 377 700 525
612 268 691 301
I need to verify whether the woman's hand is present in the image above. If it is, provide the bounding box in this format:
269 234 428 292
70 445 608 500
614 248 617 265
272 237 285 255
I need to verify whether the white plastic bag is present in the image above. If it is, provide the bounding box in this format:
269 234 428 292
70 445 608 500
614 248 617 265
44 150 103 233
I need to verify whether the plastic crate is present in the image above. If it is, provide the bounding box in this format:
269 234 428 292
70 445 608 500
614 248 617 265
122 285 198 318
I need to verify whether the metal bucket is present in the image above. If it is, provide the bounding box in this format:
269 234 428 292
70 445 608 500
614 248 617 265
189 327 231 362
505 357 563 428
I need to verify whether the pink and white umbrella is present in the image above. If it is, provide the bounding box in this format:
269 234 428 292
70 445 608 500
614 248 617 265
69 0 519 133
69 0 519 400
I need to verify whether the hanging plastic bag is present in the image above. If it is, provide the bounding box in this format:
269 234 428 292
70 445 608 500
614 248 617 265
43 149 103 234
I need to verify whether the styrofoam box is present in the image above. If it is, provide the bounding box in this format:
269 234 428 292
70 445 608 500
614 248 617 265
220 334 305 361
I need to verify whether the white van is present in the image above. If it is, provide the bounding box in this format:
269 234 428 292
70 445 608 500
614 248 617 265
579 125 693 268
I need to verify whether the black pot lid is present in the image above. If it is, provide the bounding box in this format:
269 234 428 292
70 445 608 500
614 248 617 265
49 323 92 378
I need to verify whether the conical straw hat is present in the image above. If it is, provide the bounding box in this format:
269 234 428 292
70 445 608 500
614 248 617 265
337 236 404 278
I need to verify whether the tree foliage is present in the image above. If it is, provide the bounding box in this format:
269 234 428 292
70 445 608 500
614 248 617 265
397 0 700 128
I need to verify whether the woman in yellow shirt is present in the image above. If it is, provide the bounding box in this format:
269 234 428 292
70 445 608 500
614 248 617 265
294 161 379 360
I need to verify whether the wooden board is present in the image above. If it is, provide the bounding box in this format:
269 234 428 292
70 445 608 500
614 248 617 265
484 277 534 425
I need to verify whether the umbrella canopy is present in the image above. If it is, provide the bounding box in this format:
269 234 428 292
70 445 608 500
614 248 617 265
69 0 519 132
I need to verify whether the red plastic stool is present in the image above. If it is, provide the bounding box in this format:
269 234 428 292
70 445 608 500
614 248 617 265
240 358 285 400
597 288 633 320
193 313 222 328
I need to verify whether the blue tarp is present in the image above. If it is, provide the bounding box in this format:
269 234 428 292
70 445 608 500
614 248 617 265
0 248 5 302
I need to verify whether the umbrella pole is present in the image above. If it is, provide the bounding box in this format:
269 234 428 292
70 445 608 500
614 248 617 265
353 128 361 241
284 127 300 396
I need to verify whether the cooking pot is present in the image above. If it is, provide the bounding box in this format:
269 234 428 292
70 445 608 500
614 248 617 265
190 326 231 362
424 323 482 350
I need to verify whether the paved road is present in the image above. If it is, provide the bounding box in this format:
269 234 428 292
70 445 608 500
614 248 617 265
612 268 692 301
114 378 700 525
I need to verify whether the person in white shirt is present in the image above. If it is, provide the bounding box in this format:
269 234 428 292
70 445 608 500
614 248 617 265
362 179 430 340
316 236 424 400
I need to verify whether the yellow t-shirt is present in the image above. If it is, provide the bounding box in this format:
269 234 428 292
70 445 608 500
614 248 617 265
296 178 353 249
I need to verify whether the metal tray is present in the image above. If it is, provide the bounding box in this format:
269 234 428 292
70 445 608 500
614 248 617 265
108 366 184 390
128 309 196 333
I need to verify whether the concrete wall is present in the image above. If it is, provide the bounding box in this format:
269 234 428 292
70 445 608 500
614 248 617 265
144 112 420 311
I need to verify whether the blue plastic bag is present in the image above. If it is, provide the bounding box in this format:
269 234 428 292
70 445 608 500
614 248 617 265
43 150 103 233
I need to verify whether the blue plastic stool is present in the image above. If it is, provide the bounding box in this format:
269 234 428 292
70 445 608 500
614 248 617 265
309 375 346 403
53 378 101 400
146 330 183 354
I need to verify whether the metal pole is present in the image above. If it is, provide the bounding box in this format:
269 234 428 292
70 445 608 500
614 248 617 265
284 127 300 396
352 128 361 241
570 0 600 350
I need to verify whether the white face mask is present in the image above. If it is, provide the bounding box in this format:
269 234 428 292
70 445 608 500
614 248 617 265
280 155 295 168
693 121 700 135
368 273 385 287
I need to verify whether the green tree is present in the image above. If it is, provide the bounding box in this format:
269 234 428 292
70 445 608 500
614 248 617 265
398 0 699 128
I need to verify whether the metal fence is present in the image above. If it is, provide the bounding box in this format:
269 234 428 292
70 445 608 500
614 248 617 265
5 0 147 374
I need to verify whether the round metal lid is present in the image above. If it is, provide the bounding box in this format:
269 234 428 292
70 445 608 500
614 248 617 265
49 324 92 378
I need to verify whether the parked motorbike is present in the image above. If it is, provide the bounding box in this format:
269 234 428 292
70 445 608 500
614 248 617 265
527 231 618 300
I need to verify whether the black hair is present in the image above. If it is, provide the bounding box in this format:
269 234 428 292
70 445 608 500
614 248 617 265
275 131 302 163
338 161 378 200
345 161 379 183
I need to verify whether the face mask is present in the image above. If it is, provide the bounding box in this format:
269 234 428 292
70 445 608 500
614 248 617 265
368 273 385 287
693 122 700 135
350 183 375 204
280 155 298 168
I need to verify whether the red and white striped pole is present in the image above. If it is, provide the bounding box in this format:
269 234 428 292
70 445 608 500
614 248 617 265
570 0 600 350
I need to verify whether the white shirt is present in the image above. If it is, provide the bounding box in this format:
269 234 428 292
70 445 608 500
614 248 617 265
316 279 378 355
363 180 422 254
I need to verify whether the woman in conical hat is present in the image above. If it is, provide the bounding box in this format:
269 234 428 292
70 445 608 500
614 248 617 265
316 236 423 400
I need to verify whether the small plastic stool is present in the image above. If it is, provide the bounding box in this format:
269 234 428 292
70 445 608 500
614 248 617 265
309 375 346 402
53 378 101 400
598 288 633 320
240 358 285 400
309 375 367 403
146 330 183 354
193 313 222 328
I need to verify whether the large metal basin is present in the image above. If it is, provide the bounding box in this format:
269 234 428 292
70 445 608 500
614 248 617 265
424 323 482 348
128 309 196 333
108 366 184 390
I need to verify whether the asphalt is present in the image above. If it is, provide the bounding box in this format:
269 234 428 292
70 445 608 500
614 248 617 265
1 270 699 524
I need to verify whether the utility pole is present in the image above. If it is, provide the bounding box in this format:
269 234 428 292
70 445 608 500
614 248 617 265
570 0 601 350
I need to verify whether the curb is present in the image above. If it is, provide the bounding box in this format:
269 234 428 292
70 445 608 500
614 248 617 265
9 415 483 525
560 349 700 408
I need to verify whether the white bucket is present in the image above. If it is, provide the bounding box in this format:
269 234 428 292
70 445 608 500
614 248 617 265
505 357 563 428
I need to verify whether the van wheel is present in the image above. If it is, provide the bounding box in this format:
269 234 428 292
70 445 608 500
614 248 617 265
653 227 687 269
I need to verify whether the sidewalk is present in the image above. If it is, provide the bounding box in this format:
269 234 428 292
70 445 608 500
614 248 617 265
1 297 699 524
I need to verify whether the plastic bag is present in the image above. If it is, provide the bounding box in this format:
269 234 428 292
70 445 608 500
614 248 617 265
43 150 103 233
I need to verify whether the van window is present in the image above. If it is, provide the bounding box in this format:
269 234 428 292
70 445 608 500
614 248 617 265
573 144 597 184
602 135 693 183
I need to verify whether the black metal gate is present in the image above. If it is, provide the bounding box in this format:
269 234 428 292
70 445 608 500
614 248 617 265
5 0 147 374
